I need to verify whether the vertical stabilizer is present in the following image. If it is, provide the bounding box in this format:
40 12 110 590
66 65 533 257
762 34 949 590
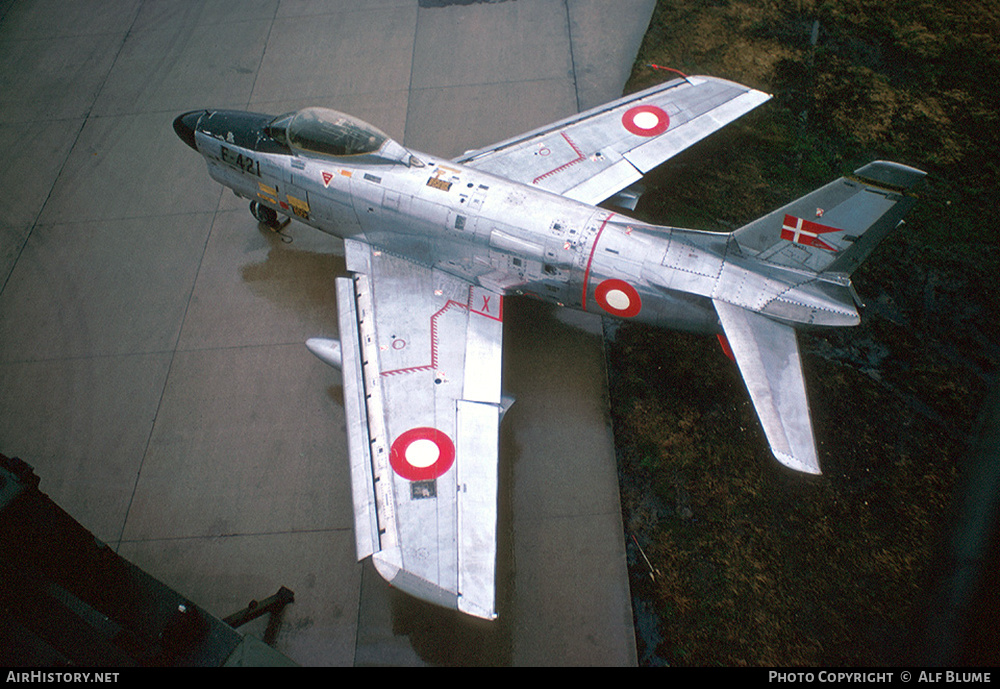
732 161 925 275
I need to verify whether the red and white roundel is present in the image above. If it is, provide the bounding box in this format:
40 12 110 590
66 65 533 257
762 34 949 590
622 105 670 137
389 427 456 481
595 279 642 318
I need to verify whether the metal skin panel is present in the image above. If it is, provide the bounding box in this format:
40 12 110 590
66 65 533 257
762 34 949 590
463 286 504 404
760 278 861 327
622 88 772 174
713 257 801 313
342 240 504 618
296 160 362 235
734 175 919 275
456 76 770 206
174 86 926 618
352 270 399 556
562 158 643 206
713 299 820 475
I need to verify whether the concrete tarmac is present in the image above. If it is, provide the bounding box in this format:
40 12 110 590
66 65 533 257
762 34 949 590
0 0 654 666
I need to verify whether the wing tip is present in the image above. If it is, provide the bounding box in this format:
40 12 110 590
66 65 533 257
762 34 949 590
774 450 823 476
372 553 497 620
459 598 499 621
372 553 457 609
372 553 498 620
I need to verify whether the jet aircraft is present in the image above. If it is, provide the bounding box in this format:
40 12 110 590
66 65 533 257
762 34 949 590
173 75 924 620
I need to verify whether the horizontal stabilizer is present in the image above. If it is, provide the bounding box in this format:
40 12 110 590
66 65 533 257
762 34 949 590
714 299 821 474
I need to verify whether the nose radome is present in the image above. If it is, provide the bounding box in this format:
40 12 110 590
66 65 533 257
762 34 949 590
173 110 204 151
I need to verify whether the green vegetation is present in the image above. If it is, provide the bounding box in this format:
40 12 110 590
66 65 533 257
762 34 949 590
612 0 999 666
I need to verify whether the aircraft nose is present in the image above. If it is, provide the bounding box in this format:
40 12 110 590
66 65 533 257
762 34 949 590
173 110 204 151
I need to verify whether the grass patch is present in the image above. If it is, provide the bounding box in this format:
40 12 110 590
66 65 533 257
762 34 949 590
613 0 999 666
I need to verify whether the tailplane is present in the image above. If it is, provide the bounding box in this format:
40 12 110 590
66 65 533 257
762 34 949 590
716 161 925 474
714 299 820 474
733 161 925 275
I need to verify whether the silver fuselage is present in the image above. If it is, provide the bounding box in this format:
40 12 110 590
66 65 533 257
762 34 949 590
170 100 925 618
193 119 857 335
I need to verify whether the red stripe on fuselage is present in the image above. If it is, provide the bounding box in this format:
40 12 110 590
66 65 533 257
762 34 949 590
581 212 615 311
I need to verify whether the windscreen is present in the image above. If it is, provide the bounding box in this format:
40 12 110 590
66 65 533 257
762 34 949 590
284 107 388 157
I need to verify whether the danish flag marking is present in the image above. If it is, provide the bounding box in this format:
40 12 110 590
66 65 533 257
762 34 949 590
780 214 840 252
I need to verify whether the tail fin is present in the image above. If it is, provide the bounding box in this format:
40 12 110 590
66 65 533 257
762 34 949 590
733 161 925 275
716 161 924 474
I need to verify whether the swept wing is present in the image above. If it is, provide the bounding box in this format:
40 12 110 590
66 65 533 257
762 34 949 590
455 76 770 206
325 239 505 619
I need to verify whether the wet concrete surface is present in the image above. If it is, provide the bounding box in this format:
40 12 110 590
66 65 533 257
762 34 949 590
0 0 655 665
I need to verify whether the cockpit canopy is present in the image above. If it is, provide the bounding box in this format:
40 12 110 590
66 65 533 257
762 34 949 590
266 107 389 158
